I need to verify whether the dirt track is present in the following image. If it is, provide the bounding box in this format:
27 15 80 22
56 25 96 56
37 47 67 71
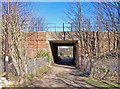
29 64 98 88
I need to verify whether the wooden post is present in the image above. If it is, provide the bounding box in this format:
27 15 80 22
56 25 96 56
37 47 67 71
4 0 10 80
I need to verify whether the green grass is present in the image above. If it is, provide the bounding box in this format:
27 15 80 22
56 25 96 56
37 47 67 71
82 77 120 88
102 80 120 88
37 66 49 76
23 66 50 86
36 51 53 62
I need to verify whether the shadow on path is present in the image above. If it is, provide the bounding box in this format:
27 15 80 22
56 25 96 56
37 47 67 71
29 64 99 88
56 57 76 66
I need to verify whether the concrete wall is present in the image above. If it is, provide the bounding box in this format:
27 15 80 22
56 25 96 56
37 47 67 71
26 31 117 60
26 32 80 59
46 32 79 41
26 32 50 59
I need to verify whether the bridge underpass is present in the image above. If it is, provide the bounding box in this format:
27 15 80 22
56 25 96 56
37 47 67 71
26 31 117 68
49 40 79 66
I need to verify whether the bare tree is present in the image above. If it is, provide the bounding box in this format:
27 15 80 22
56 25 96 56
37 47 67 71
29 17 45 32
93 2 120 50
1 2 30 77
65 2 95 73
1 2 46 78
65 2 84 70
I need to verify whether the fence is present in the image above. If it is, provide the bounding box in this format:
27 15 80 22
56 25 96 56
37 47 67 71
0 62 3 75
24 57 48 74
9 57 48 76
24 23 80 32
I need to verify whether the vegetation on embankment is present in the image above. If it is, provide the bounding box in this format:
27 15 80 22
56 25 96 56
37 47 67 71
82 77 120 88
91 49 119 83
57 70 120 88
22 65 50 86
19 51 52 86
36 51 53 63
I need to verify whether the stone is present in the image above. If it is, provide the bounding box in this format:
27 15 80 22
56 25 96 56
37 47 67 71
0 77 15 88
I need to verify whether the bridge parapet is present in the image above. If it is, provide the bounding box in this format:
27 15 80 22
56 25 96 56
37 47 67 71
46 32 79 41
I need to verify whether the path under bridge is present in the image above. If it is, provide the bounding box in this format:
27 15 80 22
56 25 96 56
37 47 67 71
26 31 117 67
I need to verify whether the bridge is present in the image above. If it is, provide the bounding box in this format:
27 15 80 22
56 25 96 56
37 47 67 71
0 23 118 83
26 31 117 67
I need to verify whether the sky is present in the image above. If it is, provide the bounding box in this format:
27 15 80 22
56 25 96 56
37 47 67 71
30 2 70 31
32 2 69 24
31 2 93 23
29 2 94 31
31 2 72 31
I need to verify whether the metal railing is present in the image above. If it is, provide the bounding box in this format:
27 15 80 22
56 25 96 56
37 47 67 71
24 23 79 32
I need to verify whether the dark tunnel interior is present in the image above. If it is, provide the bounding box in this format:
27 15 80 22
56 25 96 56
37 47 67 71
50 41 78 66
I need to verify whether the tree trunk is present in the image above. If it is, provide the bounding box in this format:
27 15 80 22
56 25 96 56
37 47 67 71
108 31 110 51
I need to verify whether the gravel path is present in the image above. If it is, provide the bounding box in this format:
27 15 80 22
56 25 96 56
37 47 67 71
29 64 98 88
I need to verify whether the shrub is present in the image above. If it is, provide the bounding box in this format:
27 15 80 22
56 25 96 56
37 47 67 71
36 51 49 58
36 51 52 62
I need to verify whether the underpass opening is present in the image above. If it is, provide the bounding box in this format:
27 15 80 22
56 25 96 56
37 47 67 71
50 41 78 66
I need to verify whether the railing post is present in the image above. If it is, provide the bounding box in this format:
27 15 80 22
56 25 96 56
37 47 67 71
55 24 56 32
63 23 64 32
71 23 72 32
62 23 65 40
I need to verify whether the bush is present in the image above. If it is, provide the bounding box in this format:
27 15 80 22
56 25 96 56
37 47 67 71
36 51 52 62
36 51 49 58
60 52 64 56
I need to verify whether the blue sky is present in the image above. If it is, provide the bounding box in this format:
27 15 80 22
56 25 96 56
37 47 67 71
28 2 94 31
31 2 69 25
31 2 93 23
30 2 71 31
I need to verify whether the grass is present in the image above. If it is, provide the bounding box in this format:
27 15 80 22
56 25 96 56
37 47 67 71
82 77 120 88
37 66 49 76
36 51 53 62
102 80 120 88
23 65 50 86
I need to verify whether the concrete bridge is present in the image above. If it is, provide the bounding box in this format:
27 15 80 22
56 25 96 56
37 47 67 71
26 31 117 66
